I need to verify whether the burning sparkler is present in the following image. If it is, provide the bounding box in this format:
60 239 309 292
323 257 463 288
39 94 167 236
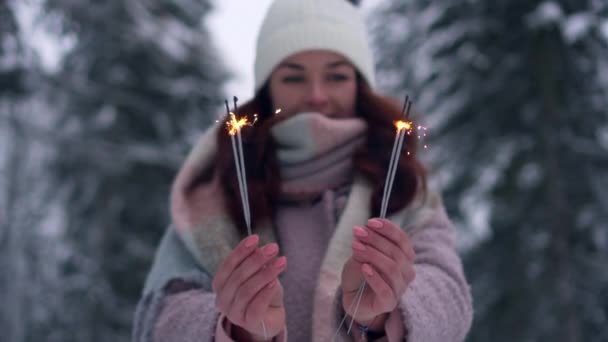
225 96 270 338
334 95 415 340
380 98 413 219
225 96 256 236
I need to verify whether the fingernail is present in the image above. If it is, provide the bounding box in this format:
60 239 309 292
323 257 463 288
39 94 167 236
368 219 383 229
274 256 287 269
244 235 259 248
353 226 369 238
262 243 279 257
362 264 374 277
352 240 367 252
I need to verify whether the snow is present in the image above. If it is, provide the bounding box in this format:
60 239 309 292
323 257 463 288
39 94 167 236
459 192 492 250
598 125 608 150
526 1 564 29
517 162 542 188
601 20 608 41
93 105 117 129
12 0 76 73
128 1 197 62
418 3 447 32
562 13 593 43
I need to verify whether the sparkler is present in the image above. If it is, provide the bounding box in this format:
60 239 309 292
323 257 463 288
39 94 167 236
333 95 414 340
380 98 413 219
224 97 267 338
225 97 257 235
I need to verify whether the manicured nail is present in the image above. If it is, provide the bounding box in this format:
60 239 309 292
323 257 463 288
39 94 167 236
274 256 287 269
244 235 259 248
352 240 367 252
262 243 279 257
362 264 374 277
368 219 383 229
353 226 369 238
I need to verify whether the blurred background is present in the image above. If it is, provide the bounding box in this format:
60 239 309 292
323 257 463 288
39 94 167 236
1 0 607 341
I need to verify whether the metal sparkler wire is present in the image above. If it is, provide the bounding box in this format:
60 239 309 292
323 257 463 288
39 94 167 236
380 99 412 218
225 98 267 338
380 130 402 218
225 100 252 235
332 280 367 341
236 129 252 232
333 95 413 340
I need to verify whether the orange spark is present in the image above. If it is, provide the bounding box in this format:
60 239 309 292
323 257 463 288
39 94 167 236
226 112 258 135
395 120 413 132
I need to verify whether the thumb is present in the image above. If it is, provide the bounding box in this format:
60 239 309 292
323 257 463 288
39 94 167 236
341 258 365 294
269 281 284 308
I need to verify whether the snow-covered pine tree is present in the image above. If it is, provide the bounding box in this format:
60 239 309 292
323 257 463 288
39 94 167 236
42 1 227 340
372 0 608 340
1 3 66 342
0 5 30 342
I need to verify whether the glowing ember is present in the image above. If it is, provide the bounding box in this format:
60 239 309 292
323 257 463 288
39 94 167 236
395 120 413 132
226 112 258 135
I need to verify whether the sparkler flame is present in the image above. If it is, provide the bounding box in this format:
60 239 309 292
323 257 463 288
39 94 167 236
226 112 258 135
395 120 413 132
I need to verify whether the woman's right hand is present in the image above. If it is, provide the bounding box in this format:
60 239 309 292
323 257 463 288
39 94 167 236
212 235 287 341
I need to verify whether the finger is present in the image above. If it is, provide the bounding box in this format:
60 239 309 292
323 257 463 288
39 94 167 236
351 239 405 296
353 225 408 264
213 235 259 292
244 279 282 327
361 263 397 313
367 218 415 261
269 279 284 307
230 257 287 322
341 258 365 294
219 243 279 311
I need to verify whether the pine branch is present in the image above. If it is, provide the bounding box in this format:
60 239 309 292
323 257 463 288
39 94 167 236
0 113 184 169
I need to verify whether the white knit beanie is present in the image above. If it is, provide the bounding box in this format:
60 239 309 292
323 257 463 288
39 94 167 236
253 0 376 92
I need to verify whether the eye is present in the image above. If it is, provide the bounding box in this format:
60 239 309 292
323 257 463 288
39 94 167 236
327 73 350 82
282 75 305 83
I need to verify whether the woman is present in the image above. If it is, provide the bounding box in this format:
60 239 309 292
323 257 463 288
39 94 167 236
133 0 473 341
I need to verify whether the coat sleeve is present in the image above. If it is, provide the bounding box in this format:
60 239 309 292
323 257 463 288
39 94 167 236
332 202 471 342
132 227 222 342
140 279 288 342
132 228 288 342
397 205 473 342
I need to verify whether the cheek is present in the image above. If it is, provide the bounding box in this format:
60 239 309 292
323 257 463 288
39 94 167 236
269 81 287 109
338 81 358 115
270 80 300 111
272 92 300 114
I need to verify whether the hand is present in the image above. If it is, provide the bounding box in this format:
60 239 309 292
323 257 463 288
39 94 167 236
340 218 416 328
212 235 287 341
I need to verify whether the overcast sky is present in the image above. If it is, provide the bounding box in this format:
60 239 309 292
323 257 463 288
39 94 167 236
208 0 381 101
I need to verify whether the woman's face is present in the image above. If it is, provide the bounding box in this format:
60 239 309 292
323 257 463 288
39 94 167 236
268 50 358 118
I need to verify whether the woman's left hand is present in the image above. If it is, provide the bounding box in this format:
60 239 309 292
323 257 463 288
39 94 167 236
340 218 416 328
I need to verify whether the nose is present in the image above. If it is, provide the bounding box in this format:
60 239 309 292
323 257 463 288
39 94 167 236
306 81 329 108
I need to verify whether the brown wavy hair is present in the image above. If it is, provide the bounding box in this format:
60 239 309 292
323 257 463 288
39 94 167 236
215 77 427 236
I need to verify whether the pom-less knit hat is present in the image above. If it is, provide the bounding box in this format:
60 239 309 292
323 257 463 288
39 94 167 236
253 0 376 92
